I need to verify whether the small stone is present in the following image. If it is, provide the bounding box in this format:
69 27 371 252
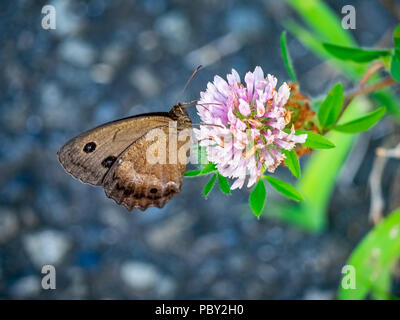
90 63 114 84
257 244 276 262
26 115 43 134
211 280 236 299
23 230 71 268
40 82 62 106
157 276 176 298
303 289 334 300
0 208 19 243
52 0 83 36
154 11 191 53
138 30 159 51
265 226 284 245
225 7 265 38
10 275 41 298
58 39 95 67
102 44 127 66
146 213 194 250
129 67 161 97
120 261 161 291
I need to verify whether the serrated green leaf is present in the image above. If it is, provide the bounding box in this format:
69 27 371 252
280 31 297 82
264 176 303 202
338 208 400 300
283 149 300 178
334 106 386 133
217 173 231 195
249 179 266 217
318 83 343 129
295 130 336 149
203 173 217 198
322 43 391 63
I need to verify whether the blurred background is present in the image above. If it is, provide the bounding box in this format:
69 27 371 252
0 0 399 299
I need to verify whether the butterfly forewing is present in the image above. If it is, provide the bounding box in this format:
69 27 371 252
57 114 171 186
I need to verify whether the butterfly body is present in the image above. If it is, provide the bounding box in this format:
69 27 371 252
57 104 192 211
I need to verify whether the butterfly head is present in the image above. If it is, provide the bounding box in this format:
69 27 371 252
169 103 192 127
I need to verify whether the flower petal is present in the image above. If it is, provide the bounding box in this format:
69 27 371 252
239 99 251 116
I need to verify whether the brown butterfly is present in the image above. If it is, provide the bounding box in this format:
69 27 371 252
57 66 223 211
57 104 193 211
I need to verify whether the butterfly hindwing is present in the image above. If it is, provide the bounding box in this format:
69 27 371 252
102 125 191 211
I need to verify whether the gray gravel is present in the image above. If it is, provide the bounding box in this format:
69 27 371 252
0 0 398 299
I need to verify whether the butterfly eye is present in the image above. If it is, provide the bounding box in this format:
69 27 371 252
83 142 96 153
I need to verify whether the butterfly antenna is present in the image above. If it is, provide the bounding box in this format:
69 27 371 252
176 65 203 104
194 102 224 112
181 99 199 106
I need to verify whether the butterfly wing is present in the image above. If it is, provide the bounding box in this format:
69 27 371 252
102 125 191 211
57 113 171 186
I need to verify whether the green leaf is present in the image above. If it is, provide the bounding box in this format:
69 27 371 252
338 208 400 300
280 31 297 82
296 130 336 149
217 173 231 195
264 176 303 202
390 54 400 83
286 0 356 46
203 173 217 198
283 149 301 178
322 43 391 63
184 162 217 177
200 162 217 175
334 106 386 133
184 169 202 177
391 24 400 83
318 83 344 129
284 20 364 82
372 88 400 122
249 179 266 217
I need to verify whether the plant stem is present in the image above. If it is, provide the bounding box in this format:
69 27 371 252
338 77 396 122
346 77 396 100
320 71 396 134
359 62 384 87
